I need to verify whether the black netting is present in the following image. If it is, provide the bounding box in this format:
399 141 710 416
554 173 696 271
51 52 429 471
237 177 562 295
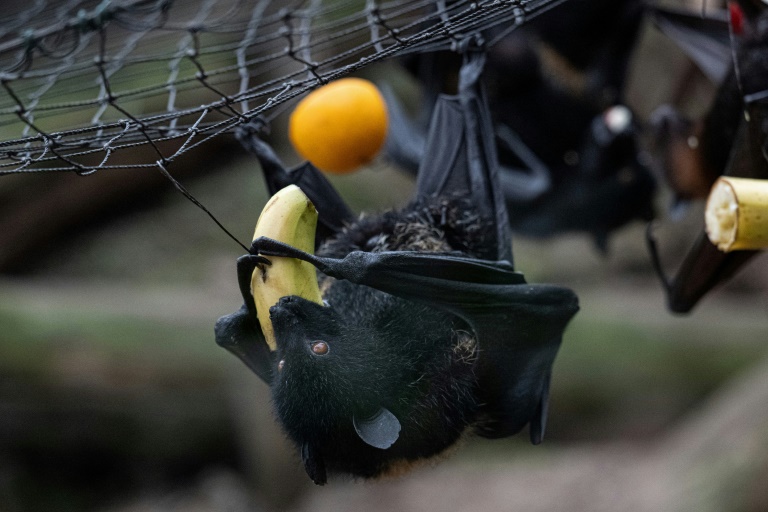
0 0 565 175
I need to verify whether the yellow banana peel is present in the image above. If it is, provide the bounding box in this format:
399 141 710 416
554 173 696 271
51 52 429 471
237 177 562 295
251 185 324 350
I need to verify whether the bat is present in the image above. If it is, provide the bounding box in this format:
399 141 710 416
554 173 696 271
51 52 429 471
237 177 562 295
215 49 579 484
385 14 655 252
524 0 646 106
647 0 768 313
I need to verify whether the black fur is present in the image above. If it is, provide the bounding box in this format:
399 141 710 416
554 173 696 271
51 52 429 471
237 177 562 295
271 197 483 479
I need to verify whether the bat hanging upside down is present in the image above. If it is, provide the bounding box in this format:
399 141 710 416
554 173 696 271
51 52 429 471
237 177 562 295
215 50 579 485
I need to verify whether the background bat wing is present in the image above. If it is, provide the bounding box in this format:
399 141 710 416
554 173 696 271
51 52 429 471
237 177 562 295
496 123 552 202
415 49 513 262
214 254 277 384
381 83 426 174
650 6 733 84
648 99 768 312
215 304 274 383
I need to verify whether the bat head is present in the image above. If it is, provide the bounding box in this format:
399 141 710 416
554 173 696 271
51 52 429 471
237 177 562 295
267 292 480 482
268 295 403 473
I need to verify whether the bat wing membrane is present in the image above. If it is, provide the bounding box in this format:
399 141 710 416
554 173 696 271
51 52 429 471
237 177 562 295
650 6 733 83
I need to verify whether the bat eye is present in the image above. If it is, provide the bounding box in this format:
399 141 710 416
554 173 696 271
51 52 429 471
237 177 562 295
278 359 285 372
310 341 329 355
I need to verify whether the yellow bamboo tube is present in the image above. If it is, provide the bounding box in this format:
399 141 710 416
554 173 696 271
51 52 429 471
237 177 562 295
705 176 768 252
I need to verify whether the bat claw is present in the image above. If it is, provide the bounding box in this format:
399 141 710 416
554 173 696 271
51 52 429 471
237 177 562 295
246 253 272 266
254 256 271 280
238 253 272 282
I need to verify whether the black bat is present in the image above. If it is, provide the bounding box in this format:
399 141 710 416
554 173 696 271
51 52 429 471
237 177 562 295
385 17 655 252
523 0 646 106
647 0 768 313
215 50 579 484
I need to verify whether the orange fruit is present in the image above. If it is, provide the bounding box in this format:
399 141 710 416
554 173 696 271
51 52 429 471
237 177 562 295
289 78 388 174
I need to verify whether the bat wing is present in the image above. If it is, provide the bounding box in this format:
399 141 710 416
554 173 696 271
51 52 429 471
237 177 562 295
252 238 579 443
385 86 554 201
387 50 556 243
650 6 733 84
215 305 274 382
414 50 512 261
648 101 768 312
214 256 276 384
496 123 552 202
342 49 573 441
236 122 356 242
381 83 426 174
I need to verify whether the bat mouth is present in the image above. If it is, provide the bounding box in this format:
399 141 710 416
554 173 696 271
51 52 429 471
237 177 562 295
269 295 334 351
270 296 303 329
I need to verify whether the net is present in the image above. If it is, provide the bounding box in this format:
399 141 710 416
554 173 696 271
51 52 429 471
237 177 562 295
0 0 566 176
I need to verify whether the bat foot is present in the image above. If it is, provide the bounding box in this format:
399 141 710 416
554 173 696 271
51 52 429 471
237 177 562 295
250 237 313 262
240 253 272 281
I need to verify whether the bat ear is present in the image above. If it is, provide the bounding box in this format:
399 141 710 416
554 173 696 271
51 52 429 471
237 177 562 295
353 407 401 449
301 442 327 485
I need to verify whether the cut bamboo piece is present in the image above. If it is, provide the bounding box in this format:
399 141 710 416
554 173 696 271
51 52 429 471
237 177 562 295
705 176 768 252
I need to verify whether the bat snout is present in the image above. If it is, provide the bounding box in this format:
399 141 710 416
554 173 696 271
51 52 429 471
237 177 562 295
269 295 302 320
270 295 338 344
270 295 326 317
269 296 306 334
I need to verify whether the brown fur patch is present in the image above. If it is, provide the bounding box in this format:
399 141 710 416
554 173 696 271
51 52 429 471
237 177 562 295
666 121 716 199
318 274 334 296
376 432 471 481
366 221 451 253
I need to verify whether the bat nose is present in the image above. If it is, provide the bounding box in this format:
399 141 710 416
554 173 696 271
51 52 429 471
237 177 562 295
270 296 300 324
269 297 303 351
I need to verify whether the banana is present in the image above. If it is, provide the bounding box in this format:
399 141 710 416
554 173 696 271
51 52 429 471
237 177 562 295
705 176 768 252
251 185 324 350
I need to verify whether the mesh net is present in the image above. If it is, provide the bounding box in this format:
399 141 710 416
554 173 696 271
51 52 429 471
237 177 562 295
0 0 565 176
